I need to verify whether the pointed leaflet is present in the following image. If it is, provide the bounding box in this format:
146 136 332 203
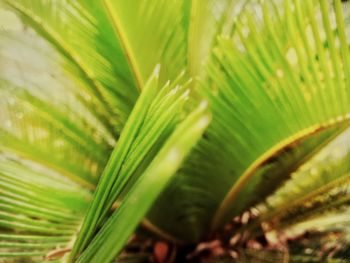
77 102 210 263
70 67 194 259
69 66 159 259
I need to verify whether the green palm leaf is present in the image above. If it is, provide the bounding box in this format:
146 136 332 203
0 32 112 188
76 101 210 262
259 129 350 232
0 159 90 260
3 0 138 135
145 0 350 242
102 0 187 87
70 66 208 259
2 0 350 262
209 0 350 228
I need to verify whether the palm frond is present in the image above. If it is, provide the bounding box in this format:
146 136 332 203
0 32 113 188
3 0 138 134
76 101 210 262
145 0 350 242
221 124 346 219
210 0 350 228
2 0 350 261
102 0 188 87
0 159 90 261
258 129 350 232
0 30 111 261
70 67 204 259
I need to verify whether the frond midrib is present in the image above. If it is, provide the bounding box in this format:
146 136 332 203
102 0 144 90
211 117 350 231
262 172 350 225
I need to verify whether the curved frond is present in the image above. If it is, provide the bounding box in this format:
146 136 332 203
0 32 113 188
0 30 111 261
3 0 350 260
0 159 90 261
145 0 350 242
70 67 205 259
210 0 350 228
76 102 210 262
3 0 139 134
258 129 350 233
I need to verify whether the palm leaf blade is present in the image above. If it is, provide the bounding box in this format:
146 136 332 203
77 102 210 262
